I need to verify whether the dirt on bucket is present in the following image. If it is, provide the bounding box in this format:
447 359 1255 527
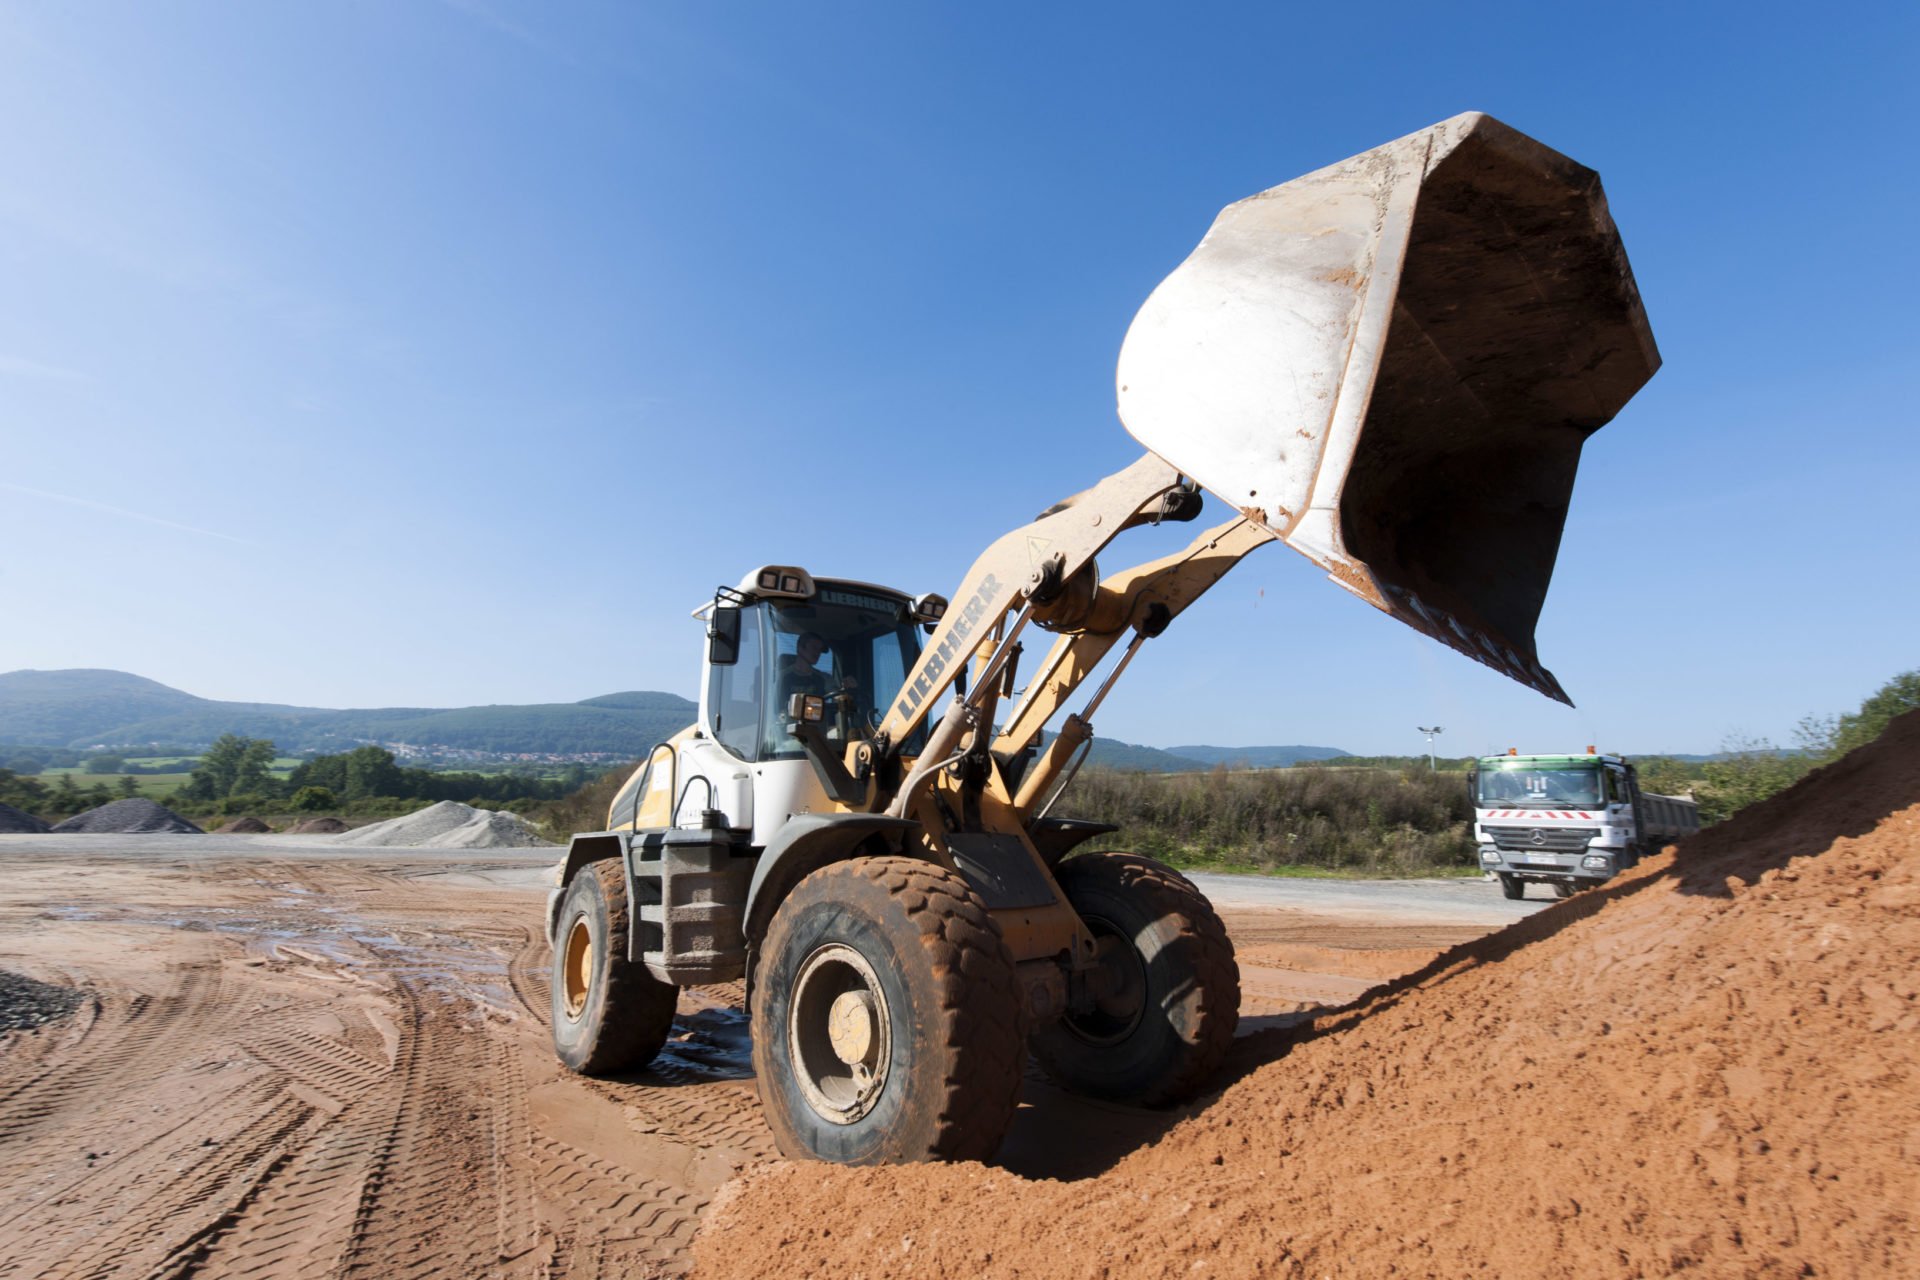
694 709 1920 1279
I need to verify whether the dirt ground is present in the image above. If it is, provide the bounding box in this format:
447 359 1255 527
697 712 1920 1280
0 844 1466 1279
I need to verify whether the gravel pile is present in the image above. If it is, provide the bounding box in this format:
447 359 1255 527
215 817 273 834
327 800 554 849
0 969 86 1033
50 798 205 834
287 816 350 834
0 802 50 834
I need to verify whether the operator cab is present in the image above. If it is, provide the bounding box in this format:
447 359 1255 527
705 567 937 764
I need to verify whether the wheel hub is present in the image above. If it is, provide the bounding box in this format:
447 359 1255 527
1065 921 1147 1045
826 990 875 1064
789 943 892 1124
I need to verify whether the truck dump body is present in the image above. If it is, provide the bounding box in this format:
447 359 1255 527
1638 791 1703 844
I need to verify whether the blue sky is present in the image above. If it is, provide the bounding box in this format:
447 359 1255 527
1 1 1913 757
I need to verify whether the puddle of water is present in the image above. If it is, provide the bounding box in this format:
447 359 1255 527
652 1007 753 1080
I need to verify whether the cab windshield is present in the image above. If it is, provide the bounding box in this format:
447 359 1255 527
1476 765 1602 807
707 586 927 762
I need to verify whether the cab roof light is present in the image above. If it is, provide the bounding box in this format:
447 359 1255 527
741 565 814 599
911 593 949 626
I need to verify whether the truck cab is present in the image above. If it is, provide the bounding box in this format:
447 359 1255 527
1469 752 1696 900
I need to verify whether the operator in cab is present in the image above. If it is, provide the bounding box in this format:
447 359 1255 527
779 631 858 701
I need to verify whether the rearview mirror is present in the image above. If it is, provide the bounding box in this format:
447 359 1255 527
708 606 742 666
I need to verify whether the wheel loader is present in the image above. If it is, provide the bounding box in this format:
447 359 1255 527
545 112 1661 1164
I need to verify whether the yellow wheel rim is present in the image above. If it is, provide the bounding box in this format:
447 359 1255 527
562 919 594 1018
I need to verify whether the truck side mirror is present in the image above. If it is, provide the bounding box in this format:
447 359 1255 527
708 606 742 666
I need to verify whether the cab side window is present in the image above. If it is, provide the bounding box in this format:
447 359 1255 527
708 606 764 761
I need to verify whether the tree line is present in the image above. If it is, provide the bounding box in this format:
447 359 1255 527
1056 762 1475 875
162 736 601 815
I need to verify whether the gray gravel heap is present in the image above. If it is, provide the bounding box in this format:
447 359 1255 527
327 799 554 849
287 816 349 834
50 798 206 834
0 802 50 834
0 969 85 1032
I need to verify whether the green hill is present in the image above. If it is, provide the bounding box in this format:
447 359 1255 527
0 669 1349 768
1165 744 1353 768
0 669 696 757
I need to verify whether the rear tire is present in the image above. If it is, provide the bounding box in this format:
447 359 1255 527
1029 853 1238 1107
1498 873 1525 901
551 860 677 1074
1551 880 1577 899
751 857 1024 1164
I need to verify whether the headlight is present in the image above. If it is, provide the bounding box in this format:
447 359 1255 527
1581 854 1609 869
1479 848 1500 862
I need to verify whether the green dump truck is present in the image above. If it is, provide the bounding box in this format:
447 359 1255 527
1471 752 1699 900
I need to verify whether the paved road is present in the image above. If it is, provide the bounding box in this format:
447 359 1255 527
0 834 1560 926
1188 870 1557 927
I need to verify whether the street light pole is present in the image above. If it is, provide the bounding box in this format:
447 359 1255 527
1417 725 1444 772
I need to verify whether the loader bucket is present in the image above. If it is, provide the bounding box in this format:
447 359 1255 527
1116 112 1659 703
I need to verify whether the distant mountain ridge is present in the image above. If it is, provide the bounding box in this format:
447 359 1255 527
1166 744 1353 768
0 669 698 757
0 669 1352 767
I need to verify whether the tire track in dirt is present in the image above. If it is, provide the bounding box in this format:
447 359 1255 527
25 1085 316 1280
0 850 789 1279
528 1136 708 1277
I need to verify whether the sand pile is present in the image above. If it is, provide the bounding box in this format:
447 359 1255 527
215 816 273 834
50 799 204 834
326 800 553 849
696 710 1920 1280
286 816 350 834
0 802 50 834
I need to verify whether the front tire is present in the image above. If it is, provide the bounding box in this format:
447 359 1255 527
1498 873 1525 901
751 857 1024 1164
551 860 677 1074
1029 853 1238 1107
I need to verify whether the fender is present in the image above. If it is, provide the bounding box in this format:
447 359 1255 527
546 831 627 941
742 814 922 946
1026 817 1119 870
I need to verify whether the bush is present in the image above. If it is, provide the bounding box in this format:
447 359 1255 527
290 785 337 812
531 761 640 838
1053 764 1474 875
218 794 274 816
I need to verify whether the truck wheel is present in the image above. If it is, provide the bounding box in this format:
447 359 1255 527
752 857 1023 1164
1498 873 1525 901
1029 853 1238 1107
551 859 677 1075
1552 880 1577 899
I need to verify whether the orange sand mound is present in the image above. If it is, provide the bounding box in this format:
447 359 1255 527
695 710 1920 1279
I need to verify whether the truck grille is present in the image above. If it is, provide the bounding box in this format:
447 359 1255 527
1490 827 1598 855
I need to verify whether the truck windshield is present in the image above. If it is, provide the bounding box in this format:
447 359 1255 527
708 586 927 763
1477 765 1601 807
